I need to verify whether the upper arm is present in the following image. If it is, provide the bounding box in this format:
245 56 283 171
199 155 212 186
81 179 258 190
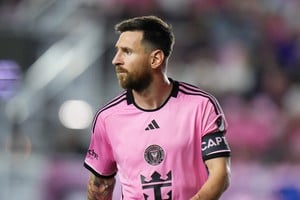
201 130 231 191
202 131 231 161
205 157 231 190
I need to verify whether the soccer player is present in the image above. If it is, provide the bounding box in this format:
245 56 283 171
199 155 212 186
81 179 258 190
84 15 231 200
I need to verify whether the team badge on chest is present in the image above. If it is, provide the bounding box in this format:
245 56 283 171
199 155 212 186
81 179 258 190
144 144 165 166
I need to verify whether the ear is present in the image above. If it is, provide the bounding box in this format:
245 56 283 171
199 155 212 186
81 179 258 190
150 50 164 69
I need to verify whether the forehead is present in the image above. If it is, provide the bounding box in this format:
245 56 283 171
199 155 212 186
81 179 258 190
115 31 143 48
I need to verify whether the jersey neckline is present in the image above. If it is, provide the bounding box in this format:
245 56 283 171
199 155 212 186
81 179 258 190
126 78 179 112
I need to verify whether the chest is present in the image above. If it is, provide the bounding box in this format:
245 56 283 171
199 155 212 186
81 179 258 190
104 107 201 164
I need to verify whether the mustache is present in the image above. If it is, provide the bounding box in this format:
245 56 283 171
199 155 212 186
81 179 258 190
115 66 128 73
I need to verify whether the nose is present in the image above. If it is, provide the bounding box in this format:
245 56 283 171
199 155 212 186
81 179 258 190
112 51 122 66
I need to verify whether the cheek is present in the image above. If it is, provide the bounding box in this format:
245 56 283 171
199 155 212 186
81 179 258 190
128 57 149 73
135 63 151 78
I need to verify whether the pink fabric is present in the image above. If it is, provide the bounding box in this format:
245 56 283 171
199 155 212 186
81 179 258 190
85 81 228 199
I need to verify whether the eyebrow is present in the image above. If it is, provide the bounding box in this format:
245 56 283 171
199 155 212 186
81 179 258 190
115 46 134 53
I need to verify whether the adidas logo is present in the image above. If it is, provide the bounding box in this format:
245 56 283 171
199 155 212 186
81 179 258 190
145 120 160 131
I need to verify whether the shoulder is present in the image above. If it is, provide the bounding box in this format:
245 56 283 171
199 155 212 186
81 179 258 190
177 81 217 102
94 91 128 119
175 80 223 113
91 91 128 132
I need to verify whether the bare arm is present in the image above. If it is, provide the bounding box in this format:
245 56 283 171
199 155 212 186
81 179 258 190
87 173 116 200
191 157 231 200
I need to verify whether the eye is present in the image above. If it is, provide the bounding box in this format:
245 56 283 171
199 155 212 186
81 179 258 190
123 48 132 55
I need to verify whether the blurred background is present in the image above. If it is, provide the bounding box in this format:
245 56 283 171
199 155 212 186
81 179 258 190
0 0 300 199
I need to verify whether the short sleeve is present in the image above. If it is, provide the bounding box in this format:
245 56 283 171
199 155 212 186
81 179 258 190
200 98 230 160
201 98 228 137
84 115 117 177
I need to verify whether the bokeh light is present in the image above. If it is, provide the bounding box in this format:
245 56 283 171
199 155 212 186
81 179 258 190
0 60 21 100
58 100 93 130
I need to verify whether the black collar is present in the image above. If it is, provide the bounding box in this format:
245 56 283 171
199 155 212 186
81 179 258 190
126 78 179 106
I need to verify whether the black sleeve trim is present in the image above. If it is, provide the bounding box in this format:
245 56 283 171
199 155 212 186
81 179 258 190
203 152 231 161
84 162 116 179
202 131 231 161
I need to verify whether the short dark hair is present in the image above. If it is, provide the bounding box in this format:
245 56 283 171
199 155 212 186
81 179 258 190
114 15 175 58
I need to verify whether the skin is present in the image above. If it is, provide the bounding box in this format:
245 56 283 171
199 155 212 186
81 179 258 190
87 174 115 200
87 30 231 199
190 157 231 200
112 31 172 110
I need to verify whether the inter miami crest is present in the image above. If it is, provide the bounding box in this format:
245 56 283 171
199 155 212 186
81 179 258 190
144 144 165 166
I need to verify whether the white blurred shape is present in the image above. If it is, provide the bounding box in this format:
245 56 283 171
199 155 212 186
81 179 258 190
58 100 93 130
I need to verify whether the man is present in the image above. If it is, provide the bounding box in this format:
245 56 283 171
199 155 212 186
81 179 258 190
84 15 231 200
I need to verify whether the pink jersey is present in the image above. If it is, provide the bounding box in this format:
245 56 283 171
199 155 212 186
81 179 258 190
84 80 230 200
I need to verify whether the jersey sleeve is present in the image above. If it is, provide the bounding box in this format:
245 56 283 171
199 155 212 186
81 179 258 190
200 98 231 160
201 98 228 136
84 115 117 177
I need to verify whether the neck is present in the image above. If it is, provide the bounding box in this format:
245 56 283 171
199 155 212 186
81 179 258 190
132 76 172 110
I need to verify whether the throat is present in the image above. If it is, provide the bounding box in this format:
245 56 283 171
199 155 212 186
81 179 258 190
132 82 173 110
135 98 163 110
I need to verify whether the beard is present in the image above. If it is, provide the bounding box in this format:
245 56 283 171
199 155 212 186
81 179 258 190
116 66 152 92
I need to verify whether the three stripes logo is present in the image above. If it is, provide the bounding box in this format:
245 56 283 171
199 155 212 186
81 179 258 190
145 120 160 131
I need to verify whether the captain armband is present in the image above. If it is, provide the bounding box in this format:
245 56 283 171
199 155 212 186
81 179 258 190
201 132 231 161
